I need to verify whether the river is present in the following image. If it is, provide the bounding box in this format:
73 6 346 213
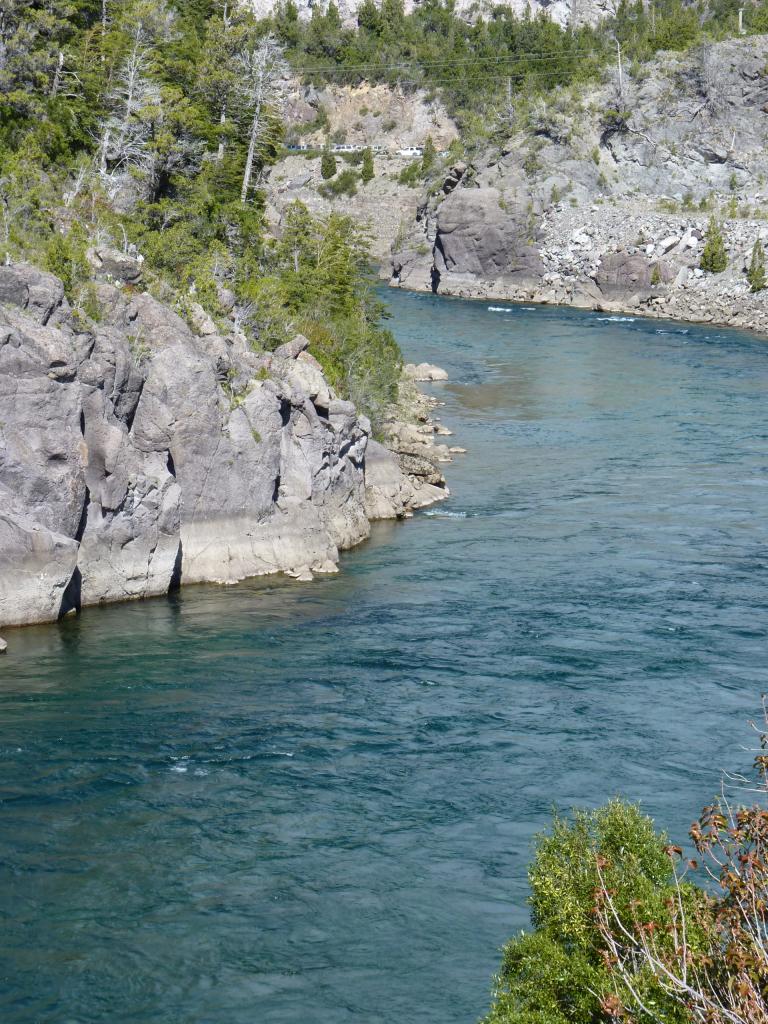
1 291 767 1023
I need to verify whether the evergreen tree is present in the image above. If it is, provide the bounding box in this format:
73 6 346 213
360 146 374 183
198 11 255 162
320 147 337 179
747 238 766 292
421 135 436 173
700 217 728 273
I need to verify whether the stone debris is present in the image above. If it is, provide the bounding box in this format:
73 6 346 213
384 36 768 336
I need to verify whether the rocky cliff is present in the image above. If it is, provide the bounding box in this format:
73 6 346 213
0 263 449 632
242 0 607 29
390 36 768 332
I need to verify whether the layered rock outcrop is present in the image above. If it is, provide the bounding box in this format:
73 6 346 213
0 263 448 630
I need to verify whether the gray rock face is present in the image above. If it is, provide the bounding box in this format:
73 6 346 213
595 251 652 299
0 265 437 629
0 264 66 325
434 188 544 284
243 0 603 28
364 440 416 521
389 37 768 331
0 510 79 626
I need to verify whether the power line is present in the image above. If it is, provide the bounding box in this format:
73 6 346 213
289 48 604 75
386 66 614 86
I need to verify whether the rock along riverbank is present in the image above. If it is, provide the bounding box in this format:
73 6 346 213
0 263 457 639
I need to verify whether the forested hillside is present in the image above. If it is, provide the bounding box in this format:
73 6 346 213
262 0 768 137
0 0 402 424
2 0 767 409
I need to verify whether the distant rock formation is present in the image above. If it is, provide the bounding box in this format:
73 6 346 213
387 36 768 333
242 0 609 28
0 263 449 630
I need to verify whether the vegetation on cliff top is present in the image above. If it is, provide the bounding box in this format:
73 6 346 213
485 710 768 1024
0 0 400 426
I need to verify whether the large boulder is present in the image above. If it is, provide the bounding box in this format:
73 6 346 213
0 510 79 626
0 264 66 324
364 440 415 520
434 188 544 284
596 251 653 300
87 247 143 285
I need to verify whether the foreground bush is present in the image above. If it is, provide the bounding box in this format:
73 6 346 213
486 707 768 1024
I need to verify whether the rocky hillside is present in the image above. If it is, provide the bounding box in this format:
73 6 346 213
269 84 457 261
390 36 768 330
0 261 452 632
244 0 607 28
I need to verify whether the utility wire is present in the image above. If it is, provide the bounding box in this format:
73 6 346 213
289 48 605 74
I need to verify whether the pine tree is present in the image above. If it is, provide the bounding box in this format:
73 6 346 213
421 135 436 173
700 217 728 273
361 147 374 183
198 12 255 162
747 238 766 293
320 148 337 179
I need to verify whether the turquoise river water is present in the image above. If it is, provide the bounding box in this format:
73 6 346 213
1 291 767 1023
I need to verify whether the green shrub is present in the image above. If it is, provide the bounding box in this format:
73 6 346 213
484 801 684 1024
44 225 90 300
320 149 337 179
747 238 766 292
318 168 359 198
240 202 402 431
421 135 436 172
700 217 728 273
398 160 423 187
361 147 374 183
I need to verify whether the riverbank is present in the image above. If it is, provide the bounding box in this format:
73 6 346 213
389 273 768 340
376 36 768 340
0 263 455 640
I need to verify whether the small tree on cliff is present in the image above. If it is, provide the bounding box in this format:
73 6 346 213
361 146 374 183
747 238 766 292
421 135 436 173
320 148 337 179
701 217 728 273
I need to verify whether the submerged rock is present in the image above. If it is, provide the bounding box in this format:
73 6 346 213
404 362 449 382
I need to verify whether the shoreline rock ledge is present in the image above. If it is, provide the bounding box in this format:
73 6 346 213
0 263 452 632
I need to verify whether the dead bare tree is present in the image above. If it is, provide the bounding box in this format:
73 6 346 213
237 34 289 204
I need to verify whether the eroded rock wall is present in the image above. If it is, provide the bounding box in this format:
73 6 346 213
0 263 446 630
